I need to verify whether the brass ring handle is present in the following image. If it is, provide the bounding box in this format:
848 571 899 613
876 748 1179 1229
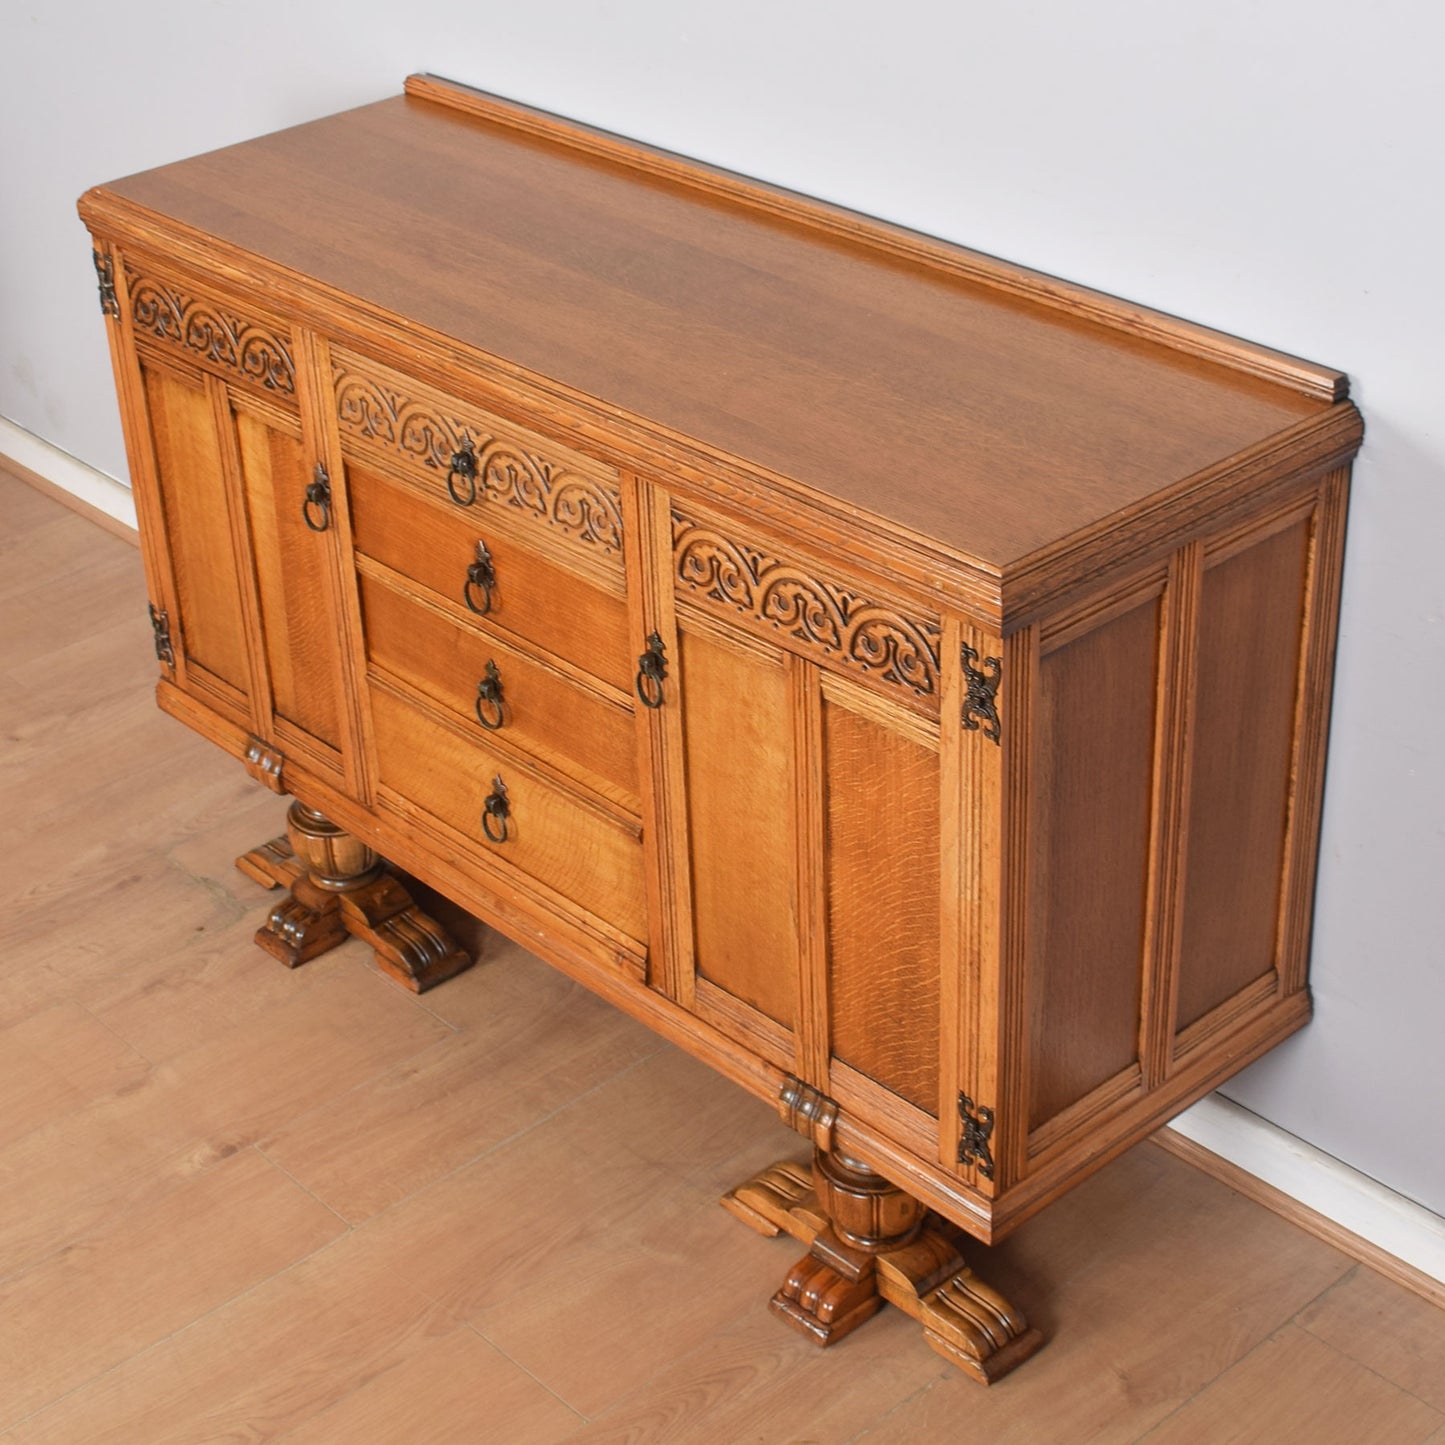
447 438 478 506
302 464 331 532
474 661 505 730
635 630 668 709
463 540 496 615
481 776 510 843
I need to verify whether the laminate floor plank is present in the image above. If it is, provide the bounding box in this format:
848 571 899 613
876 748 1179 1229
5 1234 458 1445
0 1146 344 1431
262 944 661 1223
0 1001 149 1150
1296 1264 1445 1414
1138 1323 1444 1444
5 463 1445 1439
275 1324 584 1445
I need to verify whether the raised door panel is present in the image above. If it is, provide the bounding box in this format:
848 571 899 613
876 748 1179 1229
824 691 941 1120
679 618 798 1058
138 358 250 714
233 401 343 759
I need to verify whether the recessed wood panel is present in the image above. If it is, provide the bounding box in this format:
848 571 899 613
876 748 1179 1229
1176 521 1310 1031
1029 599 1160 1131
681 625 796 1030
348 463 631 690
141 363 249 693
235 407 340 749
825 701 940 1115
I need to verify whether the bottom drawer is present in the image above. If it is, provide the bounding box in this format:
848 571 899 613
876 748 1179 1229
370 685 647 944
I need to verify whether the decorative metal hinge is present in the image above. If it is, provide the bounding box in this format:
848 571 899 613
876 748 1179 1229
93 250 119 318
961 644 1002 745
778 1074 838 1151
148 603 175 667
957 1093 996 1179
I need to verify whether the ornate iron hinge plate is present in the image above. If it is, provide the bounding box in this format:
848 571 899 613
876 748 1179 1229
148 603 175 667
961 645 1002 745
778 1074 838 1151
93 250 119 318
957 1093 996 1179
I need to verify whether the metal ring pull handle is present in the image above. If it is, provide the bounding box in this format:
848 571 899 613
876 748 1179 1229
481 775 510 843
474 660 505 730
463 540 496 615
302 463 332 532
447 437 478 506
635 630 668 709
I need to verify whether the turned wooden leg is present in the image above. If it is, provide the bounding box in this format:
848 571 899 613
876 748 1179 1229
240 803 472 993
722 1148 1045 1385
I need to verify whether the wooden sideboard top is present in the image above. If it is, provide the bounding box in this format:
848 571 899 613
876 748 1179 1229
81 74 1352 570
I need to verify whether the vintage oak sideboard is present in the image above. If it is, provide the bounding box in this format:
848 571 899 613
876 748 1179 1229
79 74 1362 1383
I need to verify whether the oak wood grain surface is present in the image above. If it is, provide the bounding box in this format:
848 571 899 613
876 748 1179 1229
87 86 1336 567
5 461 1440 1441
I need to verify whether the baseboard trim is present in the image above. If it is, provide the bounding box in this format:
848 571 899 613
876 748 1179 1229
1158 1096 1445 1309
0 417 138 542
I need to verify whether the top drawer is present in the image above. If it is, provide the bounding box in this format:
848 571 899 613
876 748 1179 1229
329 346 624 573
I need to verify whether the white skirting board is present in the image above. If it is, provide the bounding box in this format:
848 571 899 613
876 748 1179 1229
1 416 137 532
5 414 1443 1293
1167 1095 1445 1290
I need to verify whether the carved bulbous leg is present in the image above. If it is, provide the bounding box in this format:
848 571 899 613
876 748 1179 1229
723 1147 1044 1385
240 803 471 993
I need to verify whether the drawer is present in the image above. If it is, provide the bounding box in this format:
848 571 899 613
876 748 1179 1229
370 684 647 944
330 346 623 564
358 571 639 814
349 462 633 691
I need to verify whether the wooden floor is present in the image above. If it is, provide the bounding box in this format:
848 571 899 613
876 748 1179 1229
2 461 1443 1444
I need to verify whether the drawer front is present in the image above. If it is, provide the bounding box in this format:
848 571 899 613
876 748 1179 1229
359 571 639 814
331 346 623 567
370 685 647 943
349 463 633 692
670 501 944 717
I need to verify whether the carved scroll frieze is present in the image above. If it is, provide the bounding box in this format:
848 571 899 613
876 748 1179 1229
124 267 295 395
672 511 942 703
332 365 623 554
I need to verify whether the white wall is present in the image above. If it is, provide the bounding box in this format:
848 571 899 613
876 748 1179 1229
4 2 1441 1212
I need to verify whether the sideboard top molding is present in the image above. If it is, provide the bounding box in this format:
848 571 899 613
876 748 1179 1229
404 74 1344 406
81 76 1355 574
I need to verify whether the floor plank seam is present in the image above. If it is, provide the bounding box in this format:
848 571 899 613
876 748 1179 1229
253 1143 357 1233
463 1319 590 1430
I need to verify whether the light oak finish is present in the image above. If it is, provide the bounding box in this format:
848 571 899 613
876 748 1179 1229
76 74 1365 1380
2 461 1442 1437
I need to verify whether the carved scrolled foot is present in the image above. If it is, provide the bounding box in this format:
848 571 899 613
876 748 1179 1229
723 1147 1044 1384
240 803 472 992
254 879 347 967
772 1229 882 1345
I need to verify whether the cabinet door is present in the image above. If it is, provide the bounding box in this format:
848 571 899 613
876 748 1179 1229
648 493 948 1148
113 257 348 777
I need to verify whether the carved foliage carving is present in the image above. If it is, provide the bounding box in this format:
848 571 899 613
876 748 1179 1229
125 268 295 394
332 367 623 554
672 513 941 701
